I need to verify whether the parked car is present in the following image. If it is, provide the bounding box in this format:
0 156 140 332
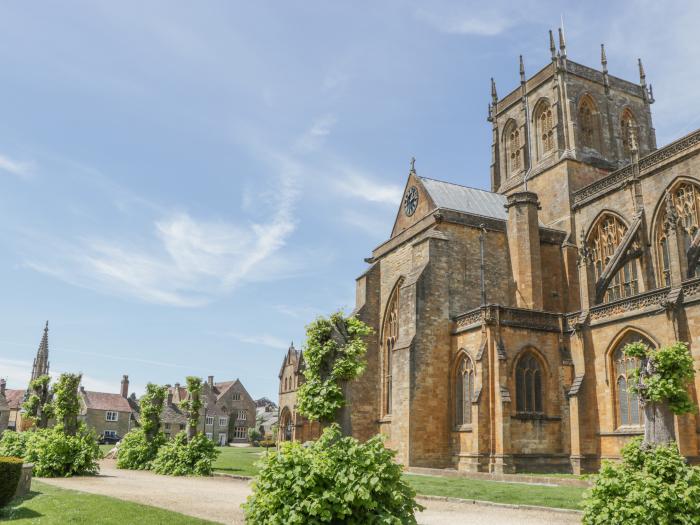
98 433 122 445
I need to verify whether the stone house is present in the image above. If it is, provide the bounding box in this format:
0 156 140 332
277 344 321 443
302 31 700 474
164 376 257 445
79 375 134 440
4 388 25 432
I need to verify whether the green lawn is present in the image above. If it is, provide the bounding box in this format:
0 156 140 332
0 481 215 524
405 474 586 511
213 446 268 476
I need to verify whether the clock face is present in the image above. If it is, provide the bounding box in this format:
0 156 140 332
403 186 419 216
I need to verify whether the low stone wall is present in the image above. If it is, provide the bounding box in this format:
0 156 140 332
15 463 33 498
406 466 591 488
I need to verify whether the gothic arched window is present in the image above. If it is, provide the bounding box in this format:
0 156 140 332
621 109 638 158
611 333 651 428
382 284 400 416
579 96 601 152
455 354 474 426
503 121 522 178
515 351 543 414
535 101 555 158
588 214 639 303
656 182 700 282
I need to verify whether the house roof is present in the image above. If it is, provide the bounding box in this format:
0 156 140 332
5 389 25 410
213 381 235 400
419 177 508 220
82 391 132 412
161 403 187 425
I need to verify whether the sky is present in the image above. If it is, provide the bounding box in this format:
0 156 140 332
1 1 699 400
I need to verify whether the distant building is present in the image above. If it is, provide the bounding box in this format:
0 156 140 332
78 375 135 441
277 343 320 443
0 379 9 434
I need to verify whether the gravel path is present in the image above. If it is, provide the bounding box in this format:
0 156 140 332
38 460 581 525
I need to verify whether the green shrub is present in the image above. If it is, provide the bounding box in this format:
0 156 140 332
0 431 30 458
23 425 101 477
248 427 262 443
0 456 23 508
583 438 700 524
243 424 423 524
116 428 166 470
258 440 276 448
152 432 219 476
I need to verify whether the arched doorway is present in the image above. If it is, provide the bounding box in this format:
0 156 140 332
279 407 293 441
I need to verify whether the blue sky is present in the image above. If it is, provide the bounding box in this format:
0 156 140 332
1 1 699 399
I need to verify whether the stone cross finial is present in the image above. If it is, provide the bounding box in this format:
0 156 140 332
409 156 416 173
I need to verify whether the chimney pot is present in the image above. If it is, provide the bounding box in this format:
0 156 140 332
0 378 5 396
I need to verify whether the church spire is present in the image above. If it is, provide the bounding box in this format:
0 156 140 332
30 321 50 383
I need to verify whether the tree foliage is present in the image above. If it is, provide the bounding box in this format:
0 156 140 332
625 341 696 415
117 383 167 470
140 383 167 440
22 375 53 429
583 438 700 524
0 432 30 459
151 432 218 476
243 424 423 524
52 373 82 436
179 377 203 442
296 312 372 423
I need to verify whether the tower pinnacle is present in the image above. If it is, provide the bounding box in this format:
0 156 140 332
558 27 567 58
519 55 526 84
549 30 556 60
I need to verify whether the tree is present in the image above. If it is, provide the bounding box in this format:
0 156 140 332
179 376 203 442
296 311 372 432
624 341 696 446
140 383 167 441
22 374 53 429
52 373 82 436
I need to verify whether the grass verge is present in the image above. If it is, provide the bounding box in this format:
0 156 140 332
0 481 215 524
404 474 586 510
213 446 267 477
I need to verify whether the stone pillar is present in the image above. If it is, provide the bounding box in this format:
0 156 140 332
505 192 543 310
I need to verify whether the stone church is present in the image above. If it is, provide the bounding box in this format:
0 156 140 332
337 31 700 474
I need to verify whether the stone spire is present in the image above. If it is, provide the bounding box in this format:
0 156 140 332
601 44 610 94
549 30 556 60
558 26 567 58
30 321 50 383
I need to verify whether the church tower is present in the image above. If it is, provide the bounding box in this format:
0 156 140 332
30 321 50 382
488 28 656 234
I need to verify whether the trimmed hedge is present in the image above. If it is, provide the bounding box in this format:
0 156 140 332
0 456 23 508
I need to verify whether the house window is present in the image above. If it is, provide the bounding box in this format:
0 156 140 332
515 352 544 414
206 416 214 426
104 430 117 439
164 433 171 439
232 393 241 401
206 432 213 440
219 417 228 427
234 427 247 439
612 334 650 428
179 424 186 431
105 411 118 422
589 214 639 303
455 354 474 426
382 283 400 416
237 410 247 421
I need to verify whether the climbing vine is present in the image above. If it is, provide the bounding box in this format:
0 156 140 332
296 311 372 423
52 373 82 436
624 341 696 415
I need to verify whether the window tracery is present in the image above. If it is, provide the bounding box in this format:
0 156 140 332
382 286 400 416
503 121 522 177
455 354 474 426
535 102 555 158
579 96 601 152
515 351 543 414
589 215 639 303
611 334 651 428
656 182 700 282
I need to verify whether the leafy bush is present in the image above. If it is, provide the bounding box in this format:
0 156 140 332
23 425 101 477
243 424 423 524
152 432 219 476
116 428 166 470
248 427 262 443
258 440 276 448
583 438 700 524
0 456 23 508
0 431 30 458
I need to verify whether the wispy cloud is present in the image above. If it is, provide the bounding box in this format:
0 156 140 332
295 114 337 153
0 153 34 179
414 7 513 36
333 168 403 205
211 331 289 350
24 173 298 307
274 304 323 320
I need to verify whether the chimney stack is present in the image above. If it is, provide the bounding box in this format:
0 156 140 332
167 392 173 406
208 375 214 388
120 375 129 398
505 192 544 310
0 378 5 397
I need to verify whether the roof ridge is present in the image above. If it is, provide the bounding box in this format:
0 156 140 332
419 176 499 196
